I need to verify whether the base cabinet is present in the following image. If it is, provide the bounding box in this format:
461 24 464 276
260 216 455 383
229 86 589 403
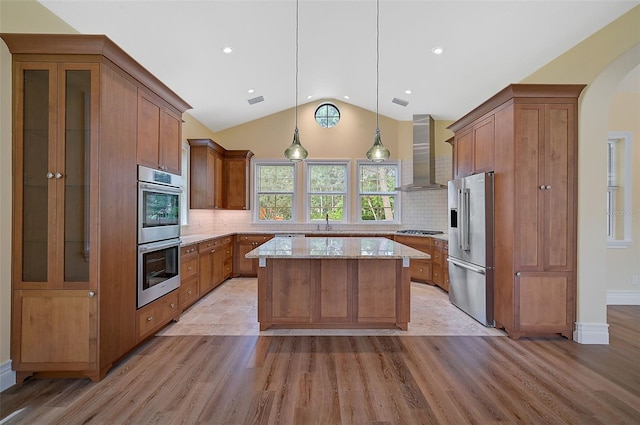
234 234 274 277
136 291 179 342
179 245 199 312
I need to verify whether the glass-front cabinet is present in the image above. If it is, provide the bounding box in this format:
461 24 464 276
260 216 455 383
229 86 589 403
12 61 98 373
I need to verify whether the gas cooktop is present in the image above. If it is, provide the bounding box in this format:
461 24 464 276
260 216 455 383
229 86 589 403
396 229 444 235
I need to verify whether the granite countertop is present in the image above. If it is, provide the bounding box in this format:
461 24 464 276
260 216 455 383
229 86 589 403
245 236 430 260
180 230 448 247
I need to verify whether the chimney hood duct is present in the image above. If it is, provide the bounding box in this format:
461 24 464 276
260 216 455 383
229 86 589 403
395 114 446 191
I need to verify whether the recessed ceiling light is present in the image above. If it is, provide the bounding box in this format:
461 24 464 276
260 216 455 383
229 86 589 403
248 88 255 94
306 95 313 99
343 95 350 100
222 46 234 54
405 89 412 95
432 47 444 55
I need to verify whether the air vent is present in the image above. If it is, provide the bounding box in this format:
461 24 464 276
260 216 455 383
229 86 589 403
392 97 409 107
248 96 264 105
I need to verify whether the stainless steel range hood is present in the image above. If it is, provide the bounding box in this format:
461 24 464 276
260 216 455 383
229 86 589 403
395 114 446 191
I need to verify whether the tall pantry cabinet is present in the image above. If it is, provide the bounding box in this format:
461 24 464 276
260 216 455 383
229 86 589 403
448 84 585 340
2 33 191 382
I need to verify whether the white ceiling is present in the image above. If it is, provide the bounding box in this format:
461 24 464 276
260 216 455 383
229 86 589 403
39 0 639 132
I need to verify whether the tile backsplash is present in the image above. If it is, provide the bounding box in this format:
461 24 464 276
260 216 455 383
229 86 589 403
183 156 451 235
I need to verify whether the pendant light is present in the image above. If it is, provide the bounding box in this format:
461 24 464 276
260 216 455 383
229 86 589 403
366 0 390 162
284 0 308 162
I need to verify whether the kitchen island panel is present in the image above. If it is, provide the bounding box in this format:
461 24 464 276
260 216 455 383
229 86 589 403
269 259 312 324
318 259 352 323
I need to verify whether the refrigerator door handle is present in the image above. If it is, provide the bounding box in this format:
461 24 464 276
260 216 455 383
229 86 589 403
447 257 486 274
461 188 470 251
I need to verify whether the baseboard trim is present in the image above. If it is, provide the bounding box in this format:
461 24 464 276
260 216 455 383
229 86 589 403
0 360 16 392
573 322 610 345
607 290 640 305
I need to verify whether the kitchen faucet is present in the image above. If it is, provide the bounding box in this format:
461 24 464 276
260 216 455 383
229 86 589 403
325 212 332 231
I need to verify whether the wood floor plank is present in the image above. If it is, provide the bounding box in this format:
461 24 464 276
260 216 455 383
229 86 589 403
1 306 638 425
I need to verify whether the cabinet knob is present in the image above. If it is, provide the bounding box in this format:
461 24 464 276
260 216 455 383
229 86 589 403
55 172 63 179
545 185 551 190
516 272 522 276
419 268 423 272
147 316 153 322
88 291 95 298
187 290 192 295
46 172 54 179
539 185 545 190
188 266 192 270
170 303 175 309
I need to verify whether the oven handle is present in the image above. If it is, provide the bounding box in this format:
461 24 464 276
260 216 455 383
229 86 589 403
139 238 181 252
139 182 182 194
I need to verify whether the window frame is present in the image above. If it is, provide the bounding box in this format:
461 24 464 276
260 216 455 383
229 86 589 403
304 160 350 224
314 103 341 128
607 132 633 248
253 160 299 223
356 160 401 224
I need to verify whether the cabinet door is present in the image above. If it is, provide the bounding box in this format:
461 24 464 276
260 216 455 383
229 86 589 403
137 91 161 170
214 152 224 209
473 116 495 173
15 62 98 290
198 241 216 294
159 109 181 175
453 129 473 179
13 289 97 368
513 104 545 271
224 157 249 210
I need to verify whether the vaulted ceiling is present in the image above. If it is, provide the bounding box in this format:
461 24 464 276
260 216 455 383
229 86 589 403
40 0 639 132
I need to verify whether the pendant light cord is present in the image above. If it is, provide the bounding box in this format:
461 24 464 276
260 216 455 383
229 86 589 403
376 0 380 131
295 0 299 131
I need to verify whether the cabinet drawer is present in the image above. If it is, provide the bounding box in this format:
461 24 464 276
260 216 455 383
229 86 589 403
236 234 274 244
137 291 179 340
181 256 198 280
395 235 432 253
432 248 443 266
223 258 233 278
410 259 432 282
179 277 199 311
181 244 198 258
198 239 220 251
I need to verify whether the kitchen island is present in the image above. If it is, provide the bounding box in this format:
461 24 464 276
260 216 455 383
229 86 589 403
246 237 430 330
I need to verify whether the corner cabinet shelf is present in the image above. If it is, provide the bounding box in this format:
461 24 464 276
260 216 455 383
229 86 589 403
448 84 585 340
2 33 191 382
188 138 254 210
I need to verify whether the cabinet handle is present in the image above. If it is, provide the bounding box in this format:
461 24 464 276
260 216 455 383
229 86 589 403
46 172 54 179
516 272 521 276
187 290 192 295
188 266 192 271
147 316 153 322
170 303 175 309
88 291 95 298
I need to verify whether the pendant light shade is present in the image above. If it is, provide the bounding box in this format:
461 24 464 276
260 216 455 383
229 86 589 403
284 0 308 162
366 0 390 162
284 128 307 162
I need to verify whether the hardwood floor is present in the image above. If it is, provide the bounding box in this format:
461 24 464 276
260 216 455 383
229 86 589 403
1 306 638 425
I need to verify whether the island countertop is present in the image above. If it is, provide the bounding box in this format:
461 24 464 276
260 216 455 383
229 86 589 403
245 236 430 260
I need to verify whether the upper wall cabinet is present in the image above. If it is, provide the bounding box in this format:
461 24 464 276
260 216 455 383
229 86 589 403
137 89 182 175
188 139 254 210
449 114 495 179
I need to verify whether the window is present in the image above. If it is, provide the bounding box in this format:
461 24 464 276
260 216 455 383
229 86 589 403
358 161 399 223
307 162 348 222
607 132 633 248
255 162 296 222
314 103 340 128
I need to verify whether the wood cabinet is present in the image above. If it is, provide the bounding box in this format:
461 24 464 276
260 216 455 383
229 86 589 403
3 33 191 382
197 236 234 296
188 139 254 210
179 244 199 312
235 234 274 277
431 238 445 290
451 115 495 179
448 84 584 339
394 235 433 284
136 89 182 175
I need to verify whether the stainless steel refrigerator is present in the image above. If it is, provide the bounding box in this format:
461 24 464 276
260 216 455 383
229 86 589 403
447 172 495 326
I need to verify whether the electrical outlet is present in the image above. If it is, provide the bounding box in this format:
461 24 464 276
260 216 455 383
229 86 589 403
632 275 639 286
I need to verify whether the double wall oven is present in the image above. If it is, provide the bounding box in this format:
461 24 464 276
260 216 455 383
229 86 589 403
137 166 181 308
